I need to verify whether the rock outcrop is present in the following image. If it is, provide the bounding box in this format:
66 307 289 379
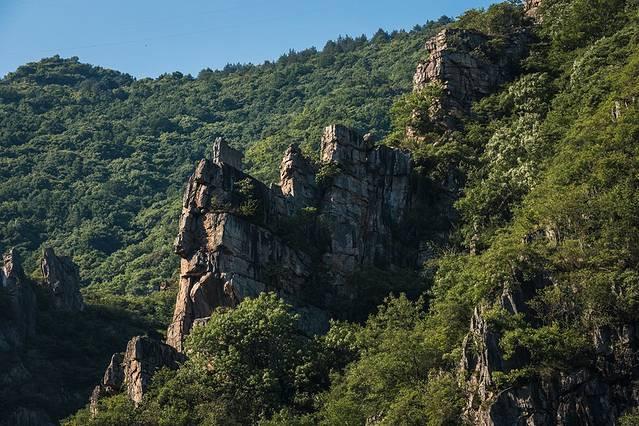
122 336 185 405
91 336 185 411
0 249 36 352
0 250 50 425
211 136 243 170
40 247 84 312
89 353 124 415
411 27 531 131
524 0 542 19
462 279 639 425
167 129 415 351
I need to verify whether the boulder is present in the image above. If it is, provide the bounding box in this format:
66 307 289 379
123 336 185 405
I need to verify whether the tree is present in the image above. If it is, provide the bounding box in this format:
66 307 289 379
132 294 326 425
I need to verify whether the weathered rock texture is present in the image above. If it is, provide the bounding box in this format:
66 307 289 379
411 28 531 131
462 279 639 425
166 128 415 351
89 353 124 415
40 247 84 312
91 336 185 411
211 136 243 170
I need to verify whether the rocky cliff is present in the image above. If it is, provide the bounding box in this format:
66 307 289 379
411 27 531 132
422 3 639 422
90 3 639 420
402 5 638 423
461 276 639 425
167 130 415 350
1 248 86 426
0 247 84 352
89 128 417 408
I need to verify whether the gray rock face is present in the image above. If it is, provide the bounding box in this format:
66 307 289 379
0 249 36 352
462 280 639 425
166 129 415 351
123 336 185 405
411 28 531 130
91 336 185 411
319 125 413 286
40 248 84 312
279 143 318 211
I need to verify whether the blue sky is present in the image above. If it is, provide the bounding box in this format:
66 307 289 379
1 0 495 79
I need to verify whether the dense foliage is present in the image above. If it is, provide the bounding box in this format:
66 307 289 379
9 0 639 423
449 0 639 387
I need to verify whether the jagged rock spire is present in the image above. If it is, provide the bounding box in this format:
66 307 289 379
2 248 25 287
211 137 243 169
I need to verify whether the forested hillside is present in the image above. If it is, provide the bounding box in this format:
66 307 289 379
0 18 447 307
70 0 639 424
4 0 639 424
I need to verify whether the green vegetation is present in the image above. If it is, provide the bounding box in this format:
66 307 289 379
234 177 261 218
66 293 466 426
454 1 526 36
10 0 639 423
314 162 341 190
620 409 639 426
0 20 451 422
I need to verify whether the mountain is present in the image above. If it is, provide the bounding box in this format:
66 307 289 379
0 16 450 425
0 19 448 304
3 0 639 424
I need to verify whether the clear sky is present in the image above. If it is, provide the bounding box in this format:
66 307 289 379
0 0 495 79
